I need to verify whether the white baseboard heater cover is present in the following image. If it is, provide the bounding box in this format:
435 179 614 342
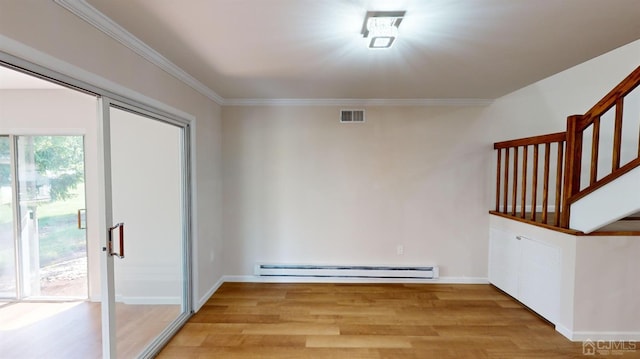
255 264 439 279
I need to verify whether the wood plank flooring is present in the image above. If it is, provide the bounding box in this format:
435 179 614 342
159 283 634 359
0 301 180 358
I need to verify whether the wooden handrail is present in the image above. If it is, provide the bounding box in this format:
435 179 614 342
494 65 640 231
577 66 640 131
494 132 565 149
562 65 640 227
494 133 566 225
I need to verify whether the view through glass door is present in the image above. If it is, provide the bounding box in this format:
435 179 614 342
101 102 191 358
0 135 87 300
0 135 16 298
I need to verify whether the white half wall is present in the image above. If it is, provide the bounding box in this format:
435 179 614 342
571 166 640 233
490 214 640 341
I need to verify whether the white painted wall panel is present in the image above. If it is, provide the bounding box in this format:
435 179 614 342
570 166 640 233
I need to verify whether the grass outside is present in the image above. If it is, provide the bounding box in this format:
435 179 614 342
37 184 87 267
0 184 86 269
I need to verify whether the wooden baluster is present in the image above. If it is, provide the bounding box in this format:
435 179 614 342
503 148 509 214
511 147 518 216
520 146 528 218
554 141 564 227
531 144 539 221
496 149 502 212
542 143 551 224
612 98 624 171
590 116 600 185
561 115 583 228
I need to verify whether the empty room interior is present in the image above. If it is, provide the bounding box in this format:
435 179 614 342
1 0 640 358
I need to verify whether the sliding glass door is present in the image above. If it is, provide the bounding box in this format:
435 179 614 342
1 58 192 358
0 135 87 300
100 100 191 358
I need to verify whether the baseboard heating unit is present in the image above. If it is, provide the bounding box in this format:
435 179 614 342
255 264 439 279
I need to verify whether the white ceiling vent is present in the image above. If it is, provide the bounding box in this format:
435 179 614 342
340 109 365 123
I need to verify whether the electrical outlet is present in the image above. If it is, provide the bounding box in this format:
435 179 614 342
396 245 404 255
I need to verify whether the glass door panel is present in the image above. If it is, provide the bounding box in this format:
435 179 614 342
0 136 16 298
15 136 87 298
106 105 188 358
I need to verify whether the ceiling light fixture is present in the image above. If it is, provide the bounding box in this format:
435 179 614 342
361 11 405 49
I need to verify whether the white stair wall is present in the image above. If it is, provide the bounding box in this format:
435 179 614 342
570 165 640 233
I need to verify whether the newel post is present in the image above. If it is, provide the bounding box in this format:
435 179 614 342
560 115 584 228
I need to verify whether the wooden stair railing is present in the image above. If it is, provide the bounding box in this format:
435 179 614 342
560 65 640 227
493 132 566 226
493 65 640 231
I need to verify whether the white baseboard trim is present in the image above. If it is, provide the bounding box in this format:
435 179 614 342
555 323 574 340
222 275 488 284
437 277 489 284
195 277 224 312
115 295 181 305
562 330 640 342
557 323 640 341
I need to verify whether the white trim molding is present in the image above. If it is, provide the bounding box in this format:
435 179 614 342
196 277 224 312
559 328 640 342
115 295 181 305
222 275 487 284
223 98 494 107
53 0 225 104
0 35 196 122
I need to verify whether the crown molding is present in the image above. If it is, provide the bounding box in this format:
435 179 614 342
223 98 494 107
53 0 494 108
54 0 225 105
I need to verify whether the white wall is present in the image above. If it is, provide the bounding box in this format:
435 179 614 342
486 40 640 141
222 39 640 283
0 89 101 299
222 105 492 280
574 236 640 336
0 0 223 308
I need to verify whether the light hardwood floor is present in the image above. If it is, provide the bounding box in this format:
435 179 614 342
0 301 180 358
159 283 638 359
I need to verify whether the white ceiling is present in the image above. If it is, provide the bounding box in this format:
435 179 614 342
82 0 640 100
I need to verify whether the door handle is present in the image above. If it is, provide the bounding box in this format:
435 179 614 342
77 209 86 229
108 223 125 258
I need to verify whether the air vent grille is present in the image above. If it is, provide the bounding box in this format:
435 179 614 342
340 109 365 123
